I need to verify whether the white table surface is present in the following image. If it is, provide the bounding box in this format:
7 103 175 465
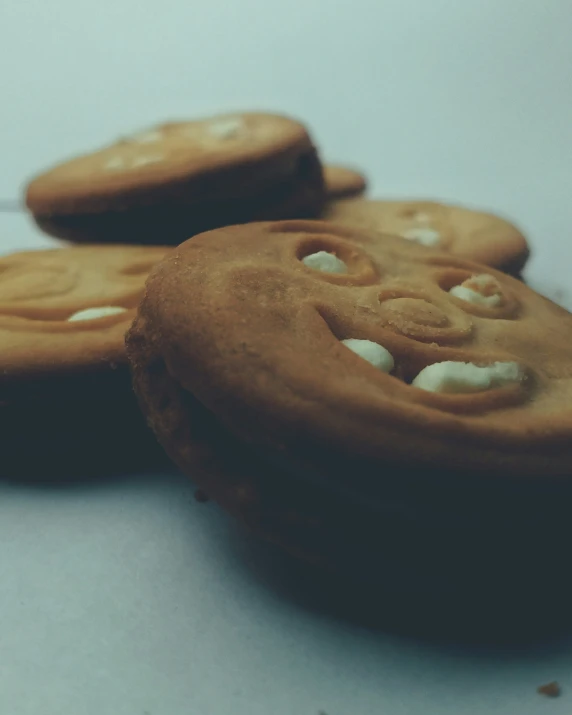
1 1 572 713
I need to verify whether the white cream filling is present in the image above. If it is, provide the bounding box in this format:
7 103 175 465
401 227 441 246
302 251 348 274
450 274 503 307
67 306 127 322
341 339 394 373
450 285 502 307
412 361 523 393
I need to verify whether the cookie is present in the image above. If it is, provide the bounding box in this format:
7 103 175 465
25 113 325 245
323 165 367 199
322 198 529 275
127 219 572 615
0 244 170 477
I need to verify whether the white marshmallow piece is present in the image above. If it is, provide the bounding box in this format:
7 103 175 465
401 227 441 247
450 274 503 308
341 339 395 373
302 251 348 274
206 117 245 139
67 306 128 322
412 361 523 394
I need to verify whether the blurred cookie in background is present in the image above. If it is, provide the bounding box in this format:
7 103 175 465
0 244 170 478
25 113 326 245
323 165 367 200
322 198 529 275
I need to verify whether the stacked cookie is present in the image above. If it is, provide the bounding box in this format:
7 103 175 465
25 113 325 245
125 219 572 614
24 110 529 274
13 112 326 477
17 109 571 627
323 198 529 276
0 245 169 477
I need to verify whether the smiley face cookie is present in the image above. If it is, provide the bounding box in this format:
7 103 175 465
25 113 325 245
127 220 572 604
323 165 367 199
0 244 169 477
322 198 529 275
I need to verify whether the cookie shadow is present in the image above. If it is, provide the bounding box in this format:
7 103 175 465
226 522 572 650
0 454 179 490
0 414 176 488
0 371 176 488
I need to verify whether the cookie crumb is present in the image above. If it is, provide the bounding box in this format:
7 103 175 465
537 681 561 697
194 489 209 503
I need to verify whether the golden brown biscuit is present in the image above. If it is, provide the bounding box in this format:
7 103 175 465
0 244 170 477
322 198 529 275
25 113 325 245
323 165 367 199
126 220 572 614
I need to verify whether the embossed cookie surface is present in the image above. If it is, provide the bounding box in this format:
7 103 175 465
127 220 572 479
0 245 168 381
322 199 529 273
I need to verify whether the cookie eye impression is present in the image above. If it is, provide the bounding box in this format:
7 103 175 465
449 273 504 308
296 236 379 284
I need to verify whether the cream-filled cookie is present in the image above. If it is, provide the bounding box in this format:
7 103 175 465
0 244 169 477
126 219 572 620
25 113 326 245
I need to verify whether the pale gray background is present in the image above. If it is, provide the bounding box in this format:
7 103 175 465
1 1 572 713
